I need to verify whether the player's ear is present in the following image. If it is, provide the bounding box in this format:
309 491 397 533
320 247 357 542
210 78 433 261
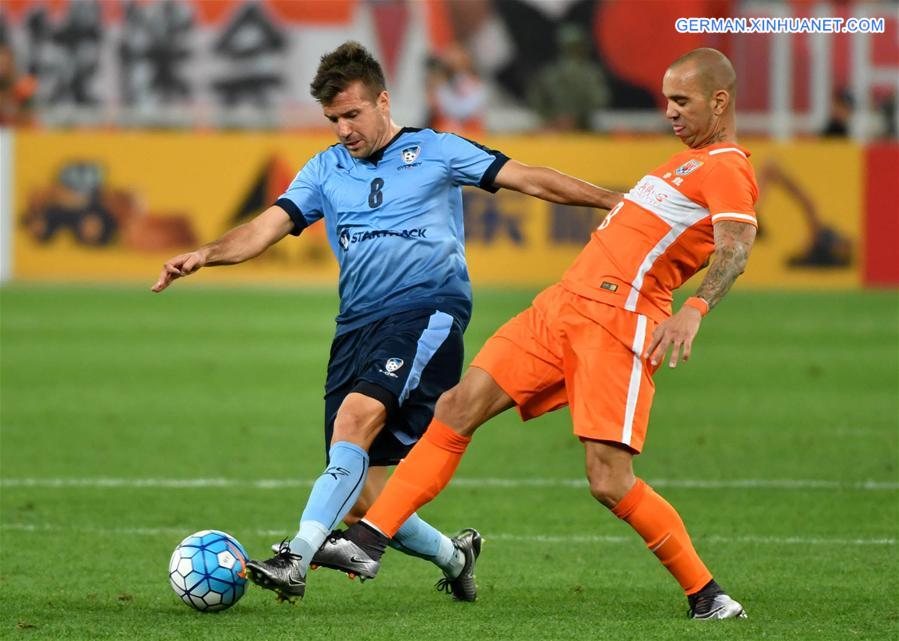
377 90 390 113
712 89 729 115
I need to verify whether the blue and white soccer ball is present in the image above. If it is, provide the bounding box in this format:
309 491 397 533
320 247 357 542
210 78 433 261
168 529 249 612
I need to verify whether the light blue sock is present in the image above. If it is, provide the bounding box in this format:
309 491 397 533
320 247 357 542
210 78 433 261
390 513 464 577
289 441 368 569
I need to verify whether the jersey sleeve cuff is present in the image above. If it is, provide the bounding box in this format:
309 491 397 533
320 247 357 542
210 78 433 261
710 212 758 227
274 198 309 236
478 154 510 193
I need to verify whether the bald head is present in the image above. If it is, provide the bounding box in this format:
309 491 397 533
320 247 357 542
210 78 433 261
662 48 738 148
669 48 736 99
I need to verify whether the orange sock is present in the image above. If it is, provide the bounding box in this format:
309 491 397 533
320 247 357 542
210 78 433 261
365 419 471 537
612 478 712 595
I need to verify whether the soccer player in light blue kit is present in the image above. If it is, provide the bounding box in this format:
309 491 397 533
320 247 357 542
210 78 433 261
152 41 621 602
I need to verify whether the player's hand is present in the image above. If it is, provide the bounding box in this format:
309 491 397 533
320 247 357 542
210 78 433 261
645 306 703 369
151 251 206 293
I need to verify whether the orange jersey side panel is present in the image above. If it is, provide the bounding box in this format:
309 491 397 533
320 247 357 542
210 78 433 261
562 143 758 321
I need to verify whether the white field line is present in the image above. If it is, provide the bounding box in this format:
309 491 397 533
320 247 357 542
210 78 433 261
0 477 897 490
0 522 893 546
489 533 897 546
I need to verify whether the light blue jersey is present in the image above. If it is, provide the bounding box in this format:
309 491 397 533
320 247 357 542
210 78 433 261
276 127 508 334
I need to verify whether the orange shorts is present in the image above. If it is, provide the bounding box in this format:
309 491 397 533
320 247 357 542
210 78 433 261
470 283 658 453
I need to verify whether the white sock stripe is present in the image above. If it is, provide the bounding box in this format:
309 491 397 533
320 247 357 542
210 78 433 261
0 477 895 490
649 533 671 552
0 522 892 546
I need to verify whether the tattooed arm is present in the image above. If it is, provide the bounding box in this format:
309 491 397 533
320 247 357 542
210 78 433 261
695 221 757 308
645 221 757 368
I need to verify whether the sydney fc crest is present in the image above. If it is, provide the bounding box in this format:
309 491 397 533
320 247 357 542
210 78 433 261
378 357 404 378
401 146 421 164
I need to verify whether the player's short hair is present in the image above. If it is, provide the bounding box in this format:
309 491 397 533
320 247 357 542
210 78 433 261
669 48 736 97
310 41 386 105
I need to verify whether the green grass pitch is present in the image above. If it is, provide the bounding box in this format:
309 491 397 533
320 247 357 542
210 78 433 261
1 284 896 640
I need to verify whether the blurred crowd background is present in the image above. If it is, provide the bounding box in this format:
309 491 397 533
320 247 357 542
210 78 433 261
0 0 896 290
0 0 896 139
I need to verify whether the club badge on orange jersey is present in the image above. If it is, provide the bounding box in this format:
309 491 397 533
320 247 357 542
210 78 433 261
675 159 704 176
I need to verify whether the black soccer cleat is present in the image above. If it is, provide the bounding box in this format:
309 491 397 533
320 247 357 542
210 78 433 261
246 540 306 601
435 528 481 602
313 530 381 580
689 592 747 619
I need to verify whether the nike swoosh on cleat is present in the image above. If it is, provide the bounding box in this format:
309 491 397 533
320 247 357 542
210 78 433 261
349 555 369 565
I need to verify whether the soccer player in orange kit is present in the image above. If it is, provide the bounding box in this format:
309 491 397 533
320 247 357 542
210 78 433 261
315 47 757 620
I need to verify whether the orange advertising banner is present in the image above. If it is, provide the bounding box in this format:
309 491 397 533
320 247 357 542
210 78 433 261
11 132 862 288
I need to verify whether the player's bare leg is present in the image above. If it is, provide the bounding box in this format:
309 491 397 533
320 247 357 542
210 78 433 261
584 439 746 619
315 368 513 583
433 367 517 435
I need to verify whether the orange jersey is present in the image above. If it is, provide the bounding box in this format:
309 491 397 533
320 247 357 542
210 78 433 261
562 143 758 322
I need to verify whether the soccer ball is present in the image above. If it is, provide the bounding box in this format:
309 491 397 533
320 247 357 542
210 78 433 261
168 529 249 612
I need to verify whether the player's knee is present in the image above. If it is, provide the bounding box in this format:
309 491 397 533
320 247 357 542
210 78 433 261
434 385 463 419
584 441 636 508
332 414 371 443
435 368 510 435
332 404 384 447
586 468 632 508
434 385 479 435
587 475 619 508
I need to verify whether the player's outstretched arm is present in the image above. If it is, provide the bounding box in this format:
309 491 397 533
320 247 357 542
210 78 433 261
646 220 756 368
493 159 621 210
151 205 294 293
